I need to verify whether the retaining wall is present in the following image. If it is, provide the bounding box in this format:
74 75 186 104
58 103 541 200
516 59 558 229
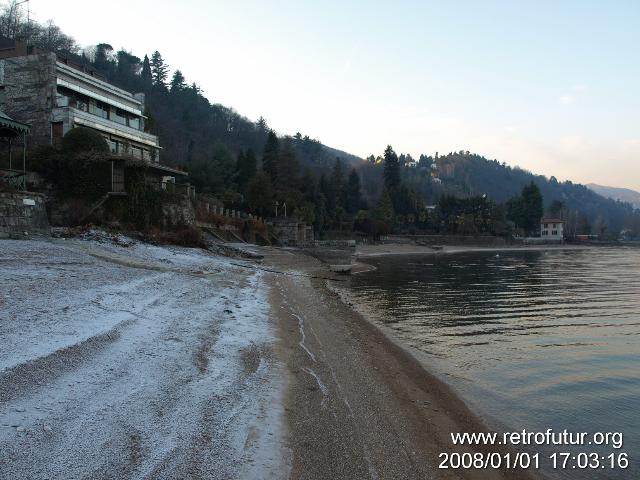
0 191 49 237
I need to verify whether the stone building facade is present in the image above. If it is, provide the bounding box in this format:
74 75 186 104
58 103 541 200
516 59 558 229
0 37 188 193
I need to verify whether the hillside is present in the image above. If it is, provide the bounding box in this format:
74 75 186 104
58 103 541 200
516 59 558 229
432 152 637 233
79 51 363 192
587 183 640 210
2 6 638 237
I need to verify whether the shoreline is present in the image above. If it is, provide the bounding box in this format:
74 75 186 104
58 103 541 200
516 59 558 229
263 247 535 479
355 242 593 258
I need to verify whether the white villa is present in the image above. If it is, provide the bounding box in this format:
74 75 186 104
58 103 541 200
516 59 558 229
541 218 564 241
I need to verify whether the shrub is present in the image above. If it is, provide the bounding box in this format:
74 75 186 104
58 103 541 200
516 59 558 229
61 127 109 156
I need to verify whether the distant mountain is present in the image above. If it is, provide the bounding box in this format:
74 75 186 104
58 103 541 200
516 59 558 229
586 183 640 210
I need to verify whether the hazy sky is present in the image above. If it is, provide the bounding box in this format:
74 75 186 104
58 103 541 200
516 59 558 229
28 0 640 189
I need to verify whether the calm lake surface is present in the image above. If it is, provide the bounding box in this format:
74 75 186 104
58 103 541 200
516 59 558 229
347 248 639 479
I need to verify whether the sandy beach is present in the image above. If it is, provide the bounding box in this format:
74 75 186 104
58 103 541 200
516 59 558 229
262 247 534 480
1 235 536 479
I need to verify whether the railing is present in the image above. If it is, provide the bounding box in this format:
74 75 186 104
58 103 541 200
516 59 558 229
53 107 160 148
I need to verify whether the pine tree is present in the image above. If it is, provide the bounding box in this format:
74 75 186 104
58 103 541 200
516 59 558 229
190 82 202 96
141 54 152 83
262 130 279 184
170 70 186 92
383 145 400 191
375 189 394 224
247 172 273 216
330 158 345 208
345 168 362 213
245 148 257 179
237 148 257 193
521 181 544 234
277 138 300 191
150 51 169 87
256 116 268 131
507 182 544 235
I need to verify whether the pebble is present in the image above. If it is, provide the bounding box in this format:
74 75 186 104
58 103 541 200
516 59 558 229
14 407 26 413
16 426 25 432
43 425 52 433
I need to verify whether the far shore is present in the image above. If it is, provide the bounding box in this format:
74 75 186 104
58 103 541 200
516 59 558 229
355 242 593 258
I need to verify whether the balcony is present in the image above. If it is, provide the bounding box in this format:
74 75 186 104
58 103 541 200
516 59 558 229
52 106 160 149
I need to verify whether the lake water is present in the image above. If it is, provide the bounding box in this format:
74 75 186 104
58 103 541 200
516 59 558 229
346 248 639 479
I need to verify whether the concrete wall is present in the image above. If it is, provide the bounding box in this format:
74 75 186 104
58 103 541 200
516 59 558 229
0 191 49 237
0 53 57 147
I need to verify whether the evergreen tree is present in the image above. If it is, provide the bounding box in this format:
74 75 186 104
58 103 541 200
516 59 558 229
94 43 114 70
170 70 187 92
150 51 169 87
383 145 400 191
277 138 300 192
507 182 544 235
190 82 202 96
141 54 152 83
345 168 362 213
236 148 257 193
262 130 279 184
210 142 235 193
256 116 268 131
521 181 544 233
330 158 345 208
244 148 257 180
318 174 333 227
375 189 394 224
247 172 273 216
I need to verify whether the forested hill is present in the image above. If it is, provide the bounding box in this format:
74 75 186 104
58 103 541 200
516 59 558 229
430 152 636 232
2 4 637 237
71 49 360 190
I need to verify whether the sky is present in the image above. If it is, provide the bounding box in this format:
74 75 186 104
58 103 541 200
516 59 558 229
26 0 640 190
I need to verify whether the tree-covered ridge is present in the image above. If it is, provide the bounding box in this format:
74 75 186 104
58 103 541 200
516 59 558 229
429 151 637 235
2 1 639 239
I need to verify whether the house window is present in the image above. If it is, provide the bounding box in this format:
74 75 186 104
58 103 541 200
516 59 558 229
75 98 88 112
128 116 140 130
544 223 548 228
55 93 69 107
552 230 558 235
89 100 109 119
111 108 128 126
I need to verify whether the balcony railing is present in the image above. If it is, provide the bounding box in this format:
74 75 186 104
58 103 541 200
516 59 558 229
52 106 160 148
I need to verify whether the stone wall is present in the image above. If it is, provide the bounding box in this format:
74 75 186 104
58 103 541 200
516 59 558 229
162 197 196 229
0 192 49 237
0 53 58 147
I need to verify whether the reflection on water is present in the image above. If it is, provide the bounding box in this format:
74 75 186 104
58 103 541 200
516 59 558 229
348 248 640 479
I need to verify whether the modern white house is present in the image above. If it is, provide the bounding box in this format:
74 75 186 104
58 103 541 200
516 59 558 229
540 218 564 241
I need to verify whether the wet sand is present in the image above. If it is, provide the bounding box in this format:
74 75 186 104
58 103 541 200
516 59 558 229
263 248 535 480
